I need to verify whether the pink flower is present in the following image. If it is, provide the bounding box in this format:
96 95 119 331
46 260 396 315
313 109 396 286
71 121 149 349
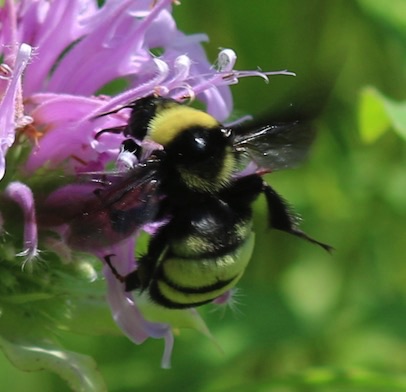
0 0 293 386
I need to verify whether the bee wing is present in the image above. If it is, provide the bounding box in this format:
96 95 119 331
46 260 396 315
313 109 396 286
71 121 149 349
87 165 162 238
38 161 163 249
233 121 316 171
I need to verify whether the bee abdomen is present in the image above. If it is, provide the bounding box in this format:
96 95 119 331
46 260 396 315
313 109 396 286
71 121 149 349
149 232 255 309
171 218 252 259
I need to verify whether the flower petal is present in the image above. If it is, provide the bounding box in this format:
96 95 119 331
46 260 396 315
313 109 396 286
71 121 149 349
4 181 39 267
18 0 98 95
0 335 108 392
0 43 32 180
46 0 174 95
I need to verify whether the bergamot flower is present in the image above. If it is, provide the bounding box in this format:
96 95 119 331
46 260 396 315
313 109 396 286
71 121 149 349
0 0 293 389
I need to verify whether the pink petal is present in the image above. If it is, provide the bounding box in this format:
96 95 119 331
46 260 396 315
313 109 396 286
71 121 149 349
0 43 32 180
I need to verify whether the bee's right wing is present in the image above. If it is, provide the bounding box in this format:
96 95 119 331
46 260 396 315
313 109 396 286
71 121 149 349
233 121 316 171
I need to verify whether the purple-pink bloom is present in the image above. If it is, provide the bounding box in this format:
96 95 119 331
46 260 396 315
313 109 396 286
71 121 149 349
0 0 294 378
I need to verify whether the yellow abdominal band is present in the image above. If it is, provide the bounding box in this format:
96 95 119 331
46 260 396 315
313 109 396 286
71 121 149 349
157 232 255 305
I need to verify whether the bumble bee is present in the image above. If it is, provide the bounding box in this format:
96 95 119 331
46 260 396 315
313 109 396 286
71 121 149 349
41 95 332 309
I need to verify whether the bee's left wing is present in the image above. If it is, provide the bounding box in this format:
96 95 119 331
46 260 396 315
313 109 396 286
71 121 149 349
37 159 164 250
233 121 316 171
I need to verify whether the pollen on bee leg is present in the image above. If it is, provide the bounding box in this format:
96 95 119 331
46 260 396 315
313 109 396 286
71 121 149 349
117 150 138 170
4 182 40 269
116 139 140 170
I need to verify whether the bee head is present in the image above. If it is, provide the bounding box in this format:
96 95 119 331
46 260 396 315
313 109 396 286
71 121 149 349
165 126 235 192
166 126 232 163
141 98 236 192
127 95 179 140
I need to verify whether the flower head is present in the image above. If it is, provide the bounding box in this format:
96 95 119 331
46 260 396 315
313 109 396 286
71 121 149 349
0 0 293 387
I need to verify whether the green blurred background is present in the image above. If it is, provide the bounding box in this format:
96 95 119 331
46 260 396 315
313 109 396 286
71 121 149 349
1 0 406 390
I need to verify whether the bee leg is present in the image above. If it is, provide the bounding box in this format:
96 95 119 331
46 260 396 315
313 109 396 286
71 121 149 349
123 254 154 292
262 183 333 252
104 253 156 292
122 269 143 291
219 174 264 208
104 254 125 282
124 226 171 292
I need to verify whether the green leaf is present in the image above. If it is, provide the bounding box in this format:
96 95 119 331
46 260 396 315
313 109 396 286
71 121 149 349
357 0 406 37
359 87 406 143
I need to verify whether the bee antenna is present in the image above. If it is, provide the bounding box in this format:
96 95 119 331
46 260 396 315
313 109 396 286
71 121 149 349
93 102 137 120
95 125 126 139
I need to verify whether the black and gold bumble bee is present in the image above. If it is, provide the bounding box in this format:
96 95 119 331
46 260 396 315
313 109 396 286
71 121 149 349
93 95 333 308
43 95 332 309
